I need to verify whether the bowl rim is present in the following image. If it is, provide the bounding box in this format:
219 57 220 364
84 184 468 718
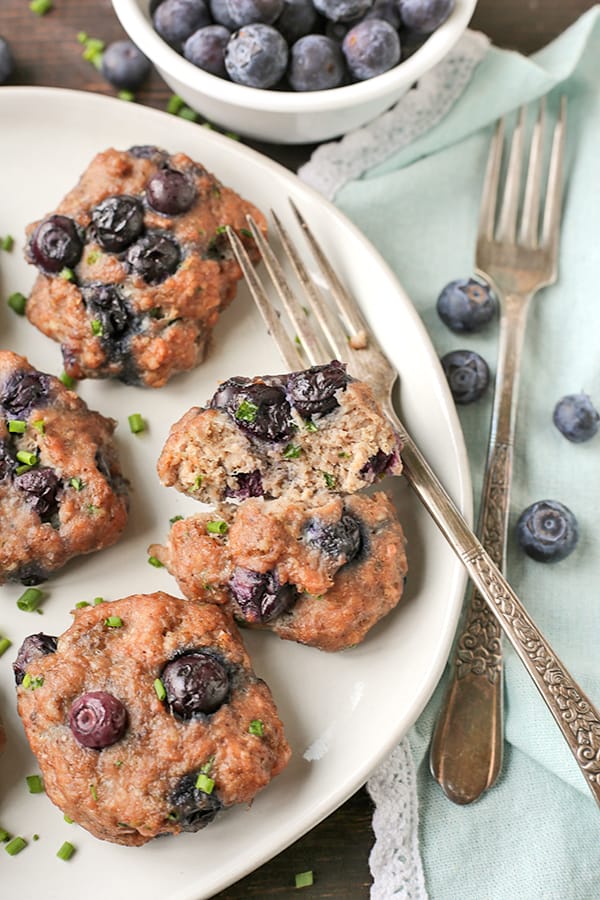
112 0 478 114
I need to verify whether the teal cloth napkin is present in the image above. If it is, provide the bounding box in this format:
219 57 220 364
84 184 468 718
323 7 600 898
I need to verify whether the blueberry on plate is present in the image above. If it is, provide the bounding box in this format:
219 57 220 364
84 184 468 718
91 195 144 252
169 772 222 831
440 349 490 404
342 19 401 80
552 393 599 443
516 499 578 563
28 214 83 275
69 691 128 749
436 277 497 333
146 168 197 215
125 232 181 284
224 24 289 89
160 651 230 718
0 36 14 84
13 633 58 685
286 360 349 418
229 567 297 623
398 0 455 34
1 369 51 418
101 40 151 90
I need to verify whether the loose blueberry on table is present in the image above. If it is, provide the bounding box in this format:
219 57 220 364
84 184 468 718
436 277 497 333
440 349 490 404
100 40 152 90
515 499 579 563
553 393 600 443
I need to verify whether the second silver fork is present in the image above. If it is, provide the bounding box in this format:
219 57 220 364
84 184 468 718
430 99 566 803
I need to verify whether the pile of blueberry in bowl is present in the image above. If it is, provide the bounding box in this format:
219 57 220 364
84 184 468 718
111 0 478 142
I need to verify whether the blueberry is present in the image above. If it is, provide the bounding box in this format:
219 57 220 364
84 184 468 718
125 231 181 284
441 349 489 404
161 651 230 719
225 0 285 26
129 145 170 165
146 168 197 215
229 567 297 623
16 562 49 586
210 0 238 28
211 377 294 442
224 469 264 499
28 214 83 275
0 440 15 480
343 18 401 80
224 24 289 89
360 448 398 478
364 0 401 29
153 0 212 49
91 195 144 252
184 25 230 76
13 633 57 685
398 0 455 33
82 284 134 345
313 0 373 22
553 393 600 444
436 277 497 333
275 0 319 43
286 360 349 419
288 35 345 91
16 467 61 522
100 40 151 90
0 36 14 84
516 499 578 563
69 691 128 749
1 370 51 418
169 772 222 831
304 512 362 563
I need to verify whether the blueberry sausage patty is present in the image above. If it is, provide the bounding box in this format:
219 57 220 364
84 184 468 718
157 360 402 503
15 592 290 846
24 146 265 388
0 350 128 585
151 492 408 651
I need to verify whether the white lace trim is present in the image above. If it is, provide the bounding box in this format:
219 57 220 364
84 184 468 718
367 737 428 900
299 30 490 200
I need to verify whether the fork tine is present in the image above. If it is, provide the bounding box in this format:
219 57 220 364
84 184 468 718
226 226 304 370
519 98 546 247
477 118 505 241
496 107 526 243
541 95 567 256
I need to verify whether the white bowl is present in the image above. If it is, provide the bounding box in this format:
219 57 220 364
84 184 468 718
112 0 477 144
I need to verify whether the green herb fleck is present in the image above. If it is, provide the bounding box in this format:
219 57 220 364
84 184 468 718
322 472 336 489
190 474 203 492
195 773 214 794
89 784 98 801
15 463 33 475
1 235 14 251
283 443 302 459
178 107 198 122
239 228 253 239
167 94 185 115
93 596 104 605
57 841 75 861
81 37 105 70
338 451 351 459
8 419 26 434
7 292 27 315
167 811 178 822
17 588 43 612
77 31 88 44
32 419 45 434
104 616 123 628
60 267 75 281
86 250 101 265
75 601 90 609
5 836 27 855
206 519 228 535
29 0 52 14
304 420 318 432
153 678 166 701
148 555 164 568
235 399 259 423
90 318 103 336
115 760 123 768
26 774 44 794
169 515 184 525
16 450 37 467
32 833 39 841
215 225 227 235
59 371 76 389
64 814 74 824
128 413 145 434
22 673 44 690
225 131 240 141
118 90 135 102
148 306 163 319
0 636 12 657
0 829 10 842
69 476 84 491
295 871 314 888
248 719 264 737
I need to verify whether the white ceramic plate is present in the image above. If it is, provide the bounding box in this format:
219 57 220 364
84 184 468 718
0 87 471 900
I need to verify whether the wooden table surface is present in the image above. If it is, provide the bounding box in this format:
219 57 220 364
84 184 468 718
0 0 595 896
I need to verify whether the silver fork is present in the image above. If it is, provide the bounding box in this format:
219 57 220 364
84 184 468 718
430 99 566 805
226 188 600 809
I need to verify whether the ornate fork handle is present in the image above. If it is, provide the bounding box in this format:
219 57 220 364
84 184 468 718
386 399 600 808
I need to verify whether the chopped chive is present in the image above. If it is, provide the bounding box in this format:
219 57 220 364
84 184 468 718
167 94 185 114
8 419 26 434
295 870 314 888
82 38 104 69
15 464 33 475
89 784 98 801
206 520 228 535
167 811 178 821
69 477 84 491
60 267 75 281
7 292 27 315
153 678 166 701
26 774 44 794
5 836 27 855
148 555 164 568
169 515 184 524
128 413 145 434
93 596 104 605
235 399 258 423
239 227 253 239
90 318 103 336
57 841 75 861
248 719 264 736
283 444 302 459
59 371 76 389
225 131 240 141
22 673 44 690
215 225 227 235
29 0 52 14
104 616 123 628
64 814 74 824
1 235 14 251
77 31 88 43
195 773 215 794
322 472 336 489
118 90 135 102
75 601 90 609
32 419 45 434
148 306 163 319
190 474 203 492
32 833 39 841
305 420 318 432
17 587 43 612
0 636 12 656
86 250 101 265
16 450 37 466
115 760 123 768
0 829 10 842
338 451 350 458
178 107 198 122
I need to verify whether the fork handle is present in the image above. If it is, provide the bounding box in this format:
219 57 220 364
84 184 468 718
386 402 600 808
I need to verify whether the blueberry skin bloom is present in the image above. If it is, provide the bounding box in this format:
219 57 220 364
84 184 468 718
436 277 497 333
440 349 490 404
398 0 455 34
289 35 345 91
553 393 600 443
100 40 151 90
516 500 578 563
342 19 401 80
225 24 289 88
